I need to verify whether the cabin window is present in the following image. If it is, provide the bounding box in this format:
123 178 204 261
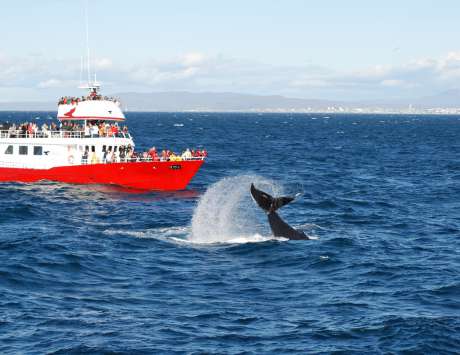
108 146 112 152
91 146 95 153
85 145 89 152
102 145 106 152
114 146 118 152
34 146 43 156
4 145 13 155
19 146 28 155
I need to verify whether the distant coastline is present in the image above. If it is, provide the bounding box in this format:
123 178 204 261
1 109 460 115
1 90 459 115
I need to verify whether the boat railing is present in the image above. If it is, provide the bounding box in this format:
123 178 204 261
0 130 132 140
0 156 204 169
81 156 205 165
58 96 120 105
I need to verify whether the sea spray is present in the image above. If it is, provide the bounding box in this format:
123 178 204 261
189 175 283 243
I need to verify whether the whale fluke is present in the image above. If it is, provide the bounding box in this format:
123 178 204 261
250 183 309 240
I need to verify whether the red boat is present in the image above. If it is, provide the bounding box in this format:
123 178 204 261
0 83 205 190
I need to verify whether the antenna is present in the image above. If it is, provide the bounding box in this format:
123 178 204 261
84 0 91 85
79 56 83 86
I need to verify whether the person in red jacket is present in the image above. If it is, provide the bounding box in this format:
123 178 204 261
27 123 34 137
148 147 158 161
110 125 118 137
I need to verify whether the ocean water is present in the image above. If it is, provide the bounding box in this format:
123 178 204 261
0 112 459 354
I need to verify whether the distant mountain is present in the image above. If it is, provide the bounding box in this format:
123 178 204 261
120 90 459 110
0 101 55 111
413 89 460 108
0 90 459 112
115 91 344 111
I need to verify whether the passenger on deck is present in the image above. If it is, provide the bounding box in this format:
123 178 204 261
41 123 50 138
119 146 126 162
181 148 192 160
148 147 158 161
82 148 89 164
90 124 99 137
84 124 90 138
8 124 16 138
91 151 98 164
103 147 109 163
105 147 112 163
110 124 118 137
99 124 106 137
169 152 182 162
127 148 134 161
27 123 33 137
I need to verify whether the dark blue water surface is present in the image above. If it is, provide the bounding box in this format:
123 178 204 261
1 112 459 354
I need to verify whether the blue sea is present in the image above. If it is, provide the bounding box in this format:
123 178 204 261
0 112 459 354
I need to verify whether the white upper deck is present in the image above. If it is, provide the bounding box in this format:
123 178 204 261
58 99 125 122
57 85 125 122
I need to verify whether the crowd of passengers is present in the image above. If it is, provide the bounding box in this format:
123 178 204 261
82 146 207 164
1 121 129 138
58 90 118 105
0 120 207 162
72 121 129 138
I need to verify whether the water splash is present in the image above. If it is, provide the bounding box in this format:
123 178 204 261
189 175 284 244
102 175 311 245
104 226 189 240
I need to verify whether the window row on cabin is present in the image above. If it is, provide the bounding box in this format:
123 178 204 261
81 145 121 153
4 145 43 156
3 144 122 155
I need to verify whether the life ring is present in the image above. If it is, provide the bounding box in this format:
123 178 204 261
68 155 74 165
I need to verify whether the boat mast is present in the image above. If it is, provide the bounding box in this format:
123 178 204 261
84 0 90 129
81 0 99 94
85 0 91 86
79 56 84 86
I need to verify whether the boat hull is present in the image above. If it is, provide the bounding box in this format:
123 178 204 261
0 160 204 191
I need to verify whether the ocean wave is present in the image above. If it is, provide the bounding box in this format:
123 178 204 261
1 112 459 353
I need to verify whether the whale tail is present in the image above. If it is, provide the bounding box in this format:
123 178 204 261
250 183 295 213
250 183 308 240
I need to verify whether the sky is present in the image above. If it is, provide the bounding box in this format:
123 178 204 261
1 0 460 102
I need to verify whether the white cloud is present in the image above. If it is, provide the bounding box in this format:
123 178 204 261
94 57 113 70
37 78 78 88
290 51 460 98
182 52 206 67
1 50 460 100
37 79 62 88
380 79 405 87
